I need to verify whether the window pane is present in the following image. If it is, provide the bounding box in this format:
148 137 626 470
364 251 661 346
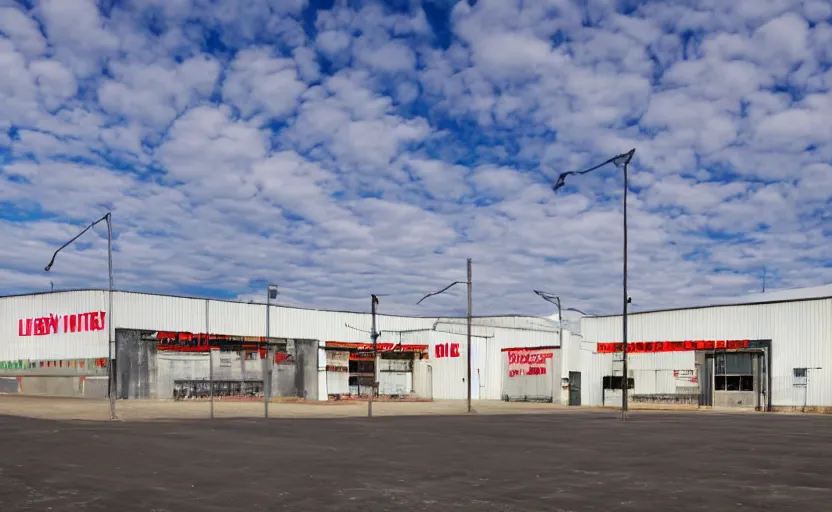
740 375 754 391
715 376 726 390
715 355 726 375
726 376 741 391
725 353 753 374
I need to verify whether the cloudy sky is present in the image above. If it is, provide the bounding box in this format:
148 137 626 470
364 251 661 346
0 0 830 317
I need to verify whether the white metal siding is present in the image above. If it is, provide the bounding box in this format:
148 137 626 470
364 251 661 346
580 298 832 407
1 291 561 402
0 290 108 361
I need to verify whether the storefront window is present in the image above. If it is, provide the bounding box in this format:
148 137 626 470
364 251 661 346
715 353 754 391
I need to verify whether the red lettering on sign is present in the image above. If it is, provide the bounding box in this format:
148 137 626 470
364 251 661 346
597 340 752 353
17 311 107 337
506 348 552 378
433 343 460 359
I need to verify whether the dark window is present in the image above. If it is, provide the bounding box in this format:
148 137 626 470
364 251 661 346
793 368 807 387
603 376 634 390
714 353 755 392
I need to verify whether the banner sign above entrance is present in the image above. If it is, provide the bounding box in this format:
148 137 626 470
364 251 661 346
325 341 428 353
597 339 751 354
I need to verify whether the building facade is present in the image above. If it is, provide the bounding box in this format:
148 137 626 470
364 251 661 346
577 295 832 412
0 290 566 402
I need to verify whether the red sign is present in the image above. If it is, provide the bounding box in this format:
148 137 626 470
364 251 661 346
507 349 552 378
434 343 460 358
325 341 428 352
18 311 107 337
597 340 750 354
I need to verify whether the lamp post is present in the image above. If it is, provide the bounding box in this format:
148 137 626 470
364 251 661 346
418 258 473 413
368 294 380 418
533 290 564 405
552 149 635 417
45 212 115 420
264 284 278 419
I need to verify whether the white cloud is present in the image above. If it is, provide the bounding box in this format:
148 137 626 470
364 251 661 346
30 59 77 111
0 6 46 57
99 55 219 130
222 48 307 120
38 0 119 76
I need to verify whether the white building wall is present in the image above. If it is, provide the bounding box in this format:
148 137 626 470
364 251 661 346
1 291 559 401
0 290 108 361
580 297 832 408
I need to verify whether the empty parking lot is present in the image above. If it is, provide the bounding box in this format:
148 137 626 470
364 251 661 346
1 402 831 511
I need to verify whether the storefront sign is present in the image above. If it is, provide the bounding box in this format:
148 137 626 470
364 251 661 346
506 349 553 378
325 341 428 352
673 369 699 387
18 311 107 337
434 343 460 359
597 339 750 354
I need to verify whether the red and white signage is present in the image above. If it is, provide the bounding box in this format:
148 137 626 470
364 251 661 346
325 341 429 352
597 340 750 354
434 342 461 359
18 311 107 337
505 348 553 378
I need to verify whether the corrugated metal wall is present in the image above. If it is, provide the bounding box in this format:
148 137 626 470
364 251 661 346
1 291 559 401
580 298 832 407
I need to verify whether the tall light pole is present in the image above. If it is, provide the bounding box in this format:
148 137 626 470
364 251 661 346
533 290 563 405
368 294 380 418
552 149 635 418
45 212 115 420
418 258 473 413
264 284 278 419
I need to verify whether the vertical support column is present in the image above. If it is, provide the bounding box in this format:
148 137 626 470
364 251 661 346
622 162 629 419
265 291 270 419
466 258 472 414
369 295 379 418
106 213 116 420
207 299 213 420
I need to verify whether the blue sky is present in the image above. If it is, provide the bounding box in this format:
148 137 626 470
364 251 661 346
0 0 830 317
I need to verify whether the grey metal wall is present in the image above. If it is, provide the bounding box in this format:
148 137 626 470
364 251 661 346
116 329 157 399
113 330 319 400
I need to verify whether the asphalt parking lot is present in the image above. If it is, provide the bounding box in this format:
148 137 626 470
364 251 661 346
1 409 831 511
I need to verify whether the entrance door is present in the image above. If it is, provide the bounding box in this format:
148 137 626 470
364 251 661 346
568 371 581 406
699 357 713 407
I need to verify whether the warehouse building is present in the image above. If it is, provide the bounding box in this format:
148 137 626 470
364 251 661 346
577 291 832 412
0 290 568 403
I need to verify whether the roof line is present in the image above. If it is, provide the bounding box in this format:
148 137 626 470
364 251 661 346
587 294 832 318
0 288 551 321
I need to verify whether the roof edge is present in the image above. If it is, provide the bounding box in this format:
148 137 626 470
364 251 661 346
586 294 832 318
0 288 553 322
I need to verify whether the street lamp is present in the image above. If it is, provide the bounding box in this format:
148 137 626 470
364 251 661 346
45 212 115 420
264 284 278 418
418 258 473 413
552 149 635 417
533 290 563 352
565 307 590 316
368 294 380 418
